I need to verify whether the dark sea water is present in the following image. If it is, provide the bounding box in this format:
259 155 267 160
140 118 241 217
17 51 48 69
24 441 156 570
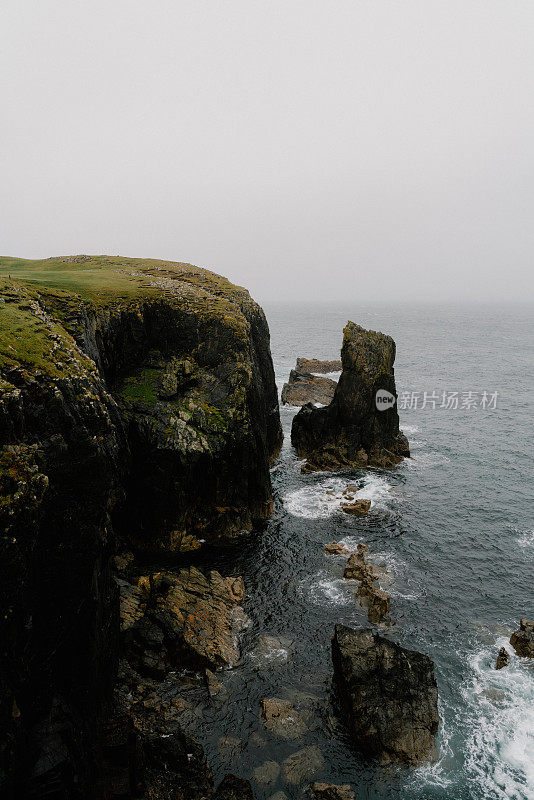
186 303 534 800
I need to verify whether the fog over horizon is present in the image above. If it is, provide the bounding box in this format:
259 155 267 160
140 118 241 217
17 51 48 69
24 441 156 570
2 1 534 305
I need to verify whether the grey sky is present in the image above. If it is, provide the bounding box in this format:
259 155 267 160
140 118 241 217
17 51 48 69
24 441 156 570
2 1 534 304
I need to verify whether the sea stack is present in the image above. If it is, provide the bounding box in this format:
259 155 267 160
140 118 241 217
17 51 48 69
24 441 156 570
291 322 409 471
331 624 439 766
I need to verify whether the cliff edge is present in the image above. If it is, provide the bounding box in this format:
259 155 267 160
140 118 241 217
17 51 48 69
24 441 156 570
0 255 281 797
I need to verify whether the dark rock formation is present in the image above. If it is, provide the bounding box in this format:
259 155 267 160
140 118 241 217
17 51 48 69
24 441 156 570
510 618 534 657
0 256 281 798
291 322 409 471
215 774 256 800
296 358 342 374
331 624 439 765
495 647 511 669
281 369 336 407
343 544 390 623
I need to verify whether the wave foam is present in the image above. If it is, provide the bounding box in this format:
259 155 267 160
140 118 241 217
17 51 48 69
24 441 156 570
283 474 395 519
461 637 534 799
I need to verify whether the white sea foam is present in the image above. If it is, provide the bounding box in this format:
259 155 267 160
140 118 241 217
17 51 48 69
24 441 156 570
517 528 534 551
401 424 420 435
311 371 342 380
402 451 451 470
283 473 395 519
299 570 354 607
461 637 534 799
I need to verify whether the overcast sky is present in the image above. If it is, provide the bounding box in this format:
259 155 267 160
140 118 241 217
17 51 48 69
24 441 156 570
2 2 533 304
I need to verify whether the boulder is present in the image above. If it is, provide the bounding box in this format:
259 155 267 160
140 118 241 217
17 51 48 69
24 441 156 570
252 760 280 787
510 618 534 657
296 358 342 374
495 647 511 669
260 698 307 740
281 369 337 407
281 746 324 785
308 784 355 800
331 624 439 765
291 322 409 471
340 499 371 516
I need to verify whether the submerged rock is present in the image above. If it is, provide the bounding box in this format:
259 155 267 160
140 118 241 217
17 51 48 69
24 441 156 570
510 618 534 657
215 774 256 800
251 635 294 667
291 322 409 471
281 369 337 407
495 647 511 669
331 624 439 765
252 760 281 787
308 784 355 800
260 698 307 740
281 745 324 785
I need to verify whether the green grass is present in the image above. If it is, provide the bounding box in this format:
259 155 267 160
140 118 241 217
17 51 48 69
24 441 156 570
0 255 246 306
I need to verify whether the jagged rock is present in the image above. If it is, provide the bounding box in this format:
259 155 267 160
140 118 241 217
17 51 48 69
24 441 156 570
252 760 281 786
215 774 256 800
281 745 324 785
343 545 390 623
291 322 409 471
495 647 511 669
206 668 224 697
268 793 288 800
340 499 371 515
120 567 247 672
324 542 353 555
510 618 534 657
281 369 337 407
296 358 342 374
308 783 355 800
260 698 307 740
331 625 439 765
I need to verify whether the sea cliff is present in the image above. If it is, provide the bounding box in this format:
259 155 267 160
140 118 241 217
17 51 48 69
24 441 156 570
0 255 282 798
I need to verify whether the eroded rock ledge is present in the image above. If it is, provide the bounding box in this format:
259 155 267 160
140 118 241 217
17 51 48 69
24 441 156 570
291 322 409 471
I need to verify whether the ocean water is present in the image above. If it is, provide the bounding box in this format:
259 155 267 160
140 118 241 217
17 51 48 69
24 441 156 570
180 303 534 799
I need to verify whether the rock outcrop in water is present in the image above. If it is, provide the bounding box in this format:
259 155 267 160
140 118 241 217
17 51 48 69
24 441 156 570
0 256 281 798
281 369 337 407
343 544 390 623
331 624 439 765
510 618 534 657
291 322 409 471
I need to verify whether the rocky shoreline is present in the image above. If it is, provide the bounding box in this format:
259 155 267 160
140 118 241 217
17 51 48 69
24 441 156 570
2 260 529 799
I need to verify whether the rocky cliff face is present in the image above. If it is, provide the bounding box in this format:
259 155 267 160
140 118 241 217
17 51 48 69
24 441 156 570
0 256 281 798
291 322 409 471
